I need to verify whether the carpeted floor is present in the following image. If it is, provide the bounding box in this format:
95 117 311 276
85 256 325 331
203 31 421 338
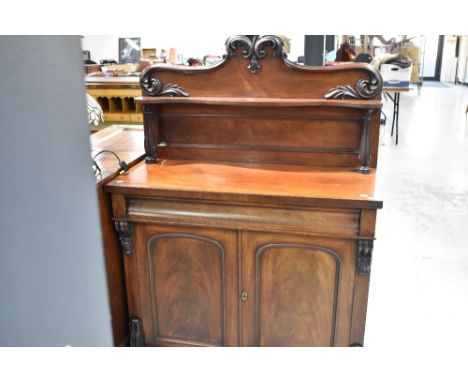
421 81 452 88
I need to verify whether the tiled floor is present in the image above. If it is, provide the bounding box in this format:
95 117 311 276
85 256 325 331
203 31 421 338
365 83 468 348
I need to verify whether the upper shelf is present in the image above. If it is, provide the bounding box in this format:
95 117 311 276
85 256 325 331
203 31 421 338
135 96 382 109
134 36 383 172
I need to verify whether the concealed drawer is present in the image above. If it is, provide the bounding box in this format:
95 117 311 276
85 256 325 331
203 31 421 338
126 197 359 238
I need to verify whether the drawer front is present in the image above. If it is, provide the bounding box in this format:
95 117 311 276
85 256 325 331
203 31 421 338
127 197 360 239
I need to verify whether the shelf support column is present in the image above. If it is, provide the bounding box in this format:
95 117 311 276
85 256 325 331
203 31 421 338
142 104 158 163
358 109 374 174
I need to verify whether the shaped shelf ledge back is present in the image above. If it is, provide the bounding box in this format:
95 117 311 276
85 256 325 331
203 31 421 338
139 35 383 100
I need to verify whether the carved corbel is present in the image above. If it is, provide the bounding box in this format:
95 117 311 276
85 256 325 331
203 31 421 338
357 239 373 275
114 220 134 256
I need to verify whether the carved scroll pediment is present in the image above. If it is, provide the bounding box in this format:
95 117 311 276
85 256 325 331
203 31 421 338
139 35 382 101
140 74 189 97
140 35 287 96
225 35 285 73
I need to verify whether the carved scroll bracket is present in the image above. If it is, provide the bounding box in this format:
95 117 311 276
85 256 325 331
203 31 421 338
129 317 144 347
225 35 285 73
324 67 383 100
140 71 189 97
357 239 374 275
114 220 134 256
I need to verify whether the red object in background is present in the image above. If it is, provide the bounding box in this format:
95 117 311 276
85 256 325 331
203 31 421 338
336 42 356 62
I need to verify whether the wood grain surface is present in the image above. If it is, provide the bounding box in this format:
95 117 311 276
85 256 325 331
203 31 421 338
135 224 239 346
106 160 382 209
141 57 382 100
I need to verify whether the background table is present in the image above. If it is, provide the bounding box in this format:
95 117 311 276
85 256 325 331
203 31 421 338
383 87 410 145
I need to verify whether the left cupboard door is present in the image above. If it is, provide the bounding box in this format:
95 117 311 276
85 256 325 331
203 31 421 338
132 223 239 346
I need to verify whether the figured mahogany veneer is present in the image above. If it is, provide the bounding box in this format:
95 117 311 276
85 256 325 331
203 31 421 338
106 35 383 347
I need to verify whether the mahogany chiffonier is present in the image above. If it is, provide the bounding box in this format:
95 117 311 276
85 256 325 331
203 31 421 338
105 35 383 347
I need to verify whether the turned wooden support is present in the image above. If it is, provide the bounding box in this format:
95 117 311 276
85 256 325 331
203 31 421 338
142 105 158 163
358 110 374 174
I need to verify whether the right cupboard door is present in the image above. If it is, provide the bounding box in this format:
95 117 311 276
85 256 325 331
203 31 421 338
241 231 356 346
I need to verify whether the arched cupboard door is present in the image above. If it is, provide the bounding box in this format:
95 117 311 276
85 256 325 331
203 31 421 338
133 224 239 347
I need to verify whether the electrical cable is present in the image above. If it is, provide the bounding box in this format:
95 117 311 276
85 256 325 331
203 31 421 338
92 149 129 175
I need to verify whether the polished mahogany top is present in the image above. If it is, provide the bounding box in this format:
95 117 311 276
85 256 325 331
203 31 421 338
106 160 382 209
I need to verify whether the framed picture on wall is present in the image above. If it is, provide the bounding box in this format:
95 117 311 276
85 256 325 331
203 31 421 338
119 37 141 64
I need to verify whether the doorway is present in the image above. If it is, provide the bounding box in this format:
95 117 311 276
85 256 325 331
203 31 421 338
423 35 444 81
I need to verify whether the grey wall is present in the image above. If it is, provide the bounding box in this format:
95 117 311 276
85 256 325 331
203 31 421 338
0 36 113 346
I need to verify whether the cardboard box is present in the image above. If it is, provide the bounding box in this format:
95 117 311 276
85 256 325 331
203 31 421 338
380 63 412 87
411 63 421 83
399 46 420 63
